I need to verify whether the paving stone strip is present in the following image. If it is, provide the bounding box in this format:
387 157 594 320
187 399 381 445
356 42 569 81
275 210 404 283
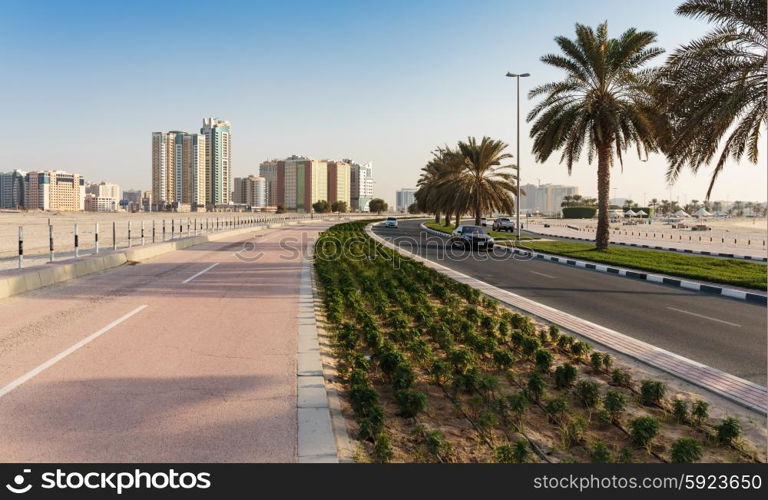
368 224 767 414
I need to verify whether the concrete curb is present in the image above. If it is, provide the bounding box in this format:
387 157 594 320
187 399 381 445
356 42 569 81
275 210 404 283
369 224 767 415
420 223 767 305
297 237 339 463
526 229 768 262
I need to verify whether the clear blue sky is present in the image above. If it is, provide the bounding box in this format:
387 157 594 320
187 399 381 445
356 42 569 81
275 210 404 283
0 0 764 206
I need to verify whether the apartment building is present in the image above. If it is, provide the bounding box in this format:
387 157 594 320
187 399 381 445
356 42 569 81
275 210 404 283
232 175 266 208
201 117 231 206
350 161 373 212
327 161 351 207
519 183 579 215
396 188 417 212
25 171 85 211
0 169 26 209
152 130 207 210
259 160 279 206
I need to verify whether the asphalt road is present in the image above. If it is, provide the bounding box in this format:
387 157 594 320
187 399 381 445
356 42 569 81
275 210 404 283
374 219 767 386
0 223 332 462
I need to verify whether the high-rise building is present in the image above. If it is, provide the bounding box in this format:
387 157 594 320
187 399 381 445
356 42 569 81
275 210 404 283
396 188 417 212
233 176 266 208
282 157 327 212
201 117 232 207
86 181 121 200
0 169 27 209
152 130 206 210
327 161 350 208
25 171 85 211
259 160 279 206
349 161 373 212
519 183 579 215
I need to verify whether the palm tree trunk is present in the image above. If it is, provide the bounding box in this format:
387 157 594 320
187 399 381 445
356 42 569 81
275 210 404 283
596 144 611 251
444 213 451 226
456 209 461 227
434 211 440 223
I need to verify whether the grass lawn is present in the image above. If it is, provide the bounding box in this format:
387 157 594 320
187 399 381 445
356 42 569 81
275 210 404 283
424 221 537 240
516 239 767 291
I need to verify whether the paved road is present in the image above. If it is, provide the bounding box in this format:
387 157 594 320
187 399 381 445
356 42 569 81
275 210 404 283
0 223 330 462
375 219 767 386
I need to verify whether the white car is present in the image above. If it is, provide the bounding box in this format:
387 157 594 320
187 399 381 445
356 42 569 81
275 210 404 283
480 217 489 227
384 217 398 228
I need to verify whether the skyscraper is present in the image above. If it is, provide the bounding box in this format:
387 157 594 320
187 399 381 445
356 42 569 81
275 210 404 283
396 188 417 212
0 169 27 209
233 176 267 208
201 117 232 207
259 160 279 206
152 131 206 210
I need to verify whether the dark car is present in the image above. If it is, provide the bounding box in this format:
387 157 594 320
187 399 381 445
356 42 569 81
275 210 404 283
449 225 495 250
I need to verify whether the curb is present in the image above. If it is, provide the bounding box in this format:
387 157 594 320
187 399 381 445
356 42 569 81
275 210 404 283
297 239 339 463
420 223 767 305
369 224 767 415
527 229 768 262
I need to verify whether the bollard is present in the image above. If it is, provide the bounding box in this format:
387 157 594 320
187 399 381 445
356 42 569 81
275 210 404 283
18 226 23 269
162 219 166 241
49 224 54 262
113 221 117 250
74 223 79 258
141 220 145 245
171 219 175 240
187 218 190 236
95 223 100 254
128 221 132 248
152 220 156 243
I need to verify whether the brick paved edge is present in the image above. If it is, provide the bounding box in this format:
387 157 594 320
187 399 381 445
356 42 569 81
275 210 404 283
369 223 767 415
420 223 767 305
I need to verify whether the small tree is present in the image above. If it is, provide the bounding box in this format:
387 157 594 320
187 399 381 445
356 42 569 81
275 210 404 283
630 416 660 450
407 202 420 214
331 200 348 213
671 438 703 463
312 200 330 213
369 198 388 214
275 204 285 214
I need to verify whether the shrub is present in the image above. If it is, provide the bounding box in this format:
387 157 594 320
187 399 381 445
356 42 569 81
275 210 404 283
526 373 545 402
716 417 742 444
618 447 634 463
557 335 575 351
671 438 703 463
395 389 427 418
378 344 405 375
575 380 600 408
672 399 689 424
630 417 660 449
554 363 578 389
476 374 500 396
424 430 451 460
590 441 612 463
392 363 415 390
548 324 561 342
430 360 449 386
357 405 385 441
349 385 379 414
562 416 587 448
590 352 613 373
521 336 541 358
545 397 569 424
691 400 710 425
448 348 475 375
373 433 394 462
507 393 528 430
611 369 632 388
336 323 359 350
603 390 627 422
363 327 384 350
406 338 433 365
476 411 500 433
480 315 498 333
497 321 510 339
571 341 591 359
535 349 554 372
493 349 515 369
640 380 666 406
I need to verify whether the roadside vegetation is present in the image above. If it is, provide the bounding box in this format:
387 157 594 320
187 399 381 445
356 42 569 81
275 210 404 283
314 221 762 463
517 240 767 291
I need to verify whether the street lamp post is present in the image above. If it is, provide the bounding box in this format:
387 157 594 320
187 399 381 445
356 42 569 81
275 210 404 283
506 72 530 242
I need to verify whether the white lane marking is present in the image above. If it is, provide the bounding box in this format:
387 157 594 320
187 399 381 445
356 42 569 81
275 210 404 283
0 305 148 399
666 306 741 328
530 270 556 279
182 263 219 284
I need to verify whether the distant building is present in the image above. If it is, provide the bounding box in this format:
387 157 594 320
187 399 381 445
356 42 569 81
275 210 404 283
232 176 267 208
25 171 85 211
519 183 579 216
349 161 373 212
84 194 118 212
0 169 27 209
200 117 232 206
327 161 351 207
121 189 142 212
152 131 207 210
259 160 279 206
396 188 417 213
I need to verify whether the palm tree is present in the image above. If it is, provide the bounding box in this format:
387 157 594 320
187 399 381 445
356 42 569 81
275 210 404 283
455 136 518 225
415 146 465 225
528 22 663 249
659 0 766 199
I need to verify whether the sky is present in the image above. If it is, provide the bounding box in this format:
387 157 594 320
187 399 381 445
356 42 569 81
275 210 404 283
0 0 765 207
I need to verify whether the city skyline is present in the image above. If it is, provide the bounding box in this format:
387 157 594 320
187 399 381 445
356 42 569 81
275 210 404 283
0 0 764 208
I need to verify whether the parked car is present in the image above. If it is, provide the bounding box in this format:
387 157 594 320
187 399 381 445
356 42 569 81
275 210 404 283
384 217 398 228
449 225 495 250
492 217 515 232
480 217 489 227
691 224 712 231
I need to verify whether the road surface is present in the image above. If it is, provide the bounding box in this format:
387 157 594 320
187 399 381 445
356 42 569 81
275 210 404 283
0 222 330 462
374 219 767 386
